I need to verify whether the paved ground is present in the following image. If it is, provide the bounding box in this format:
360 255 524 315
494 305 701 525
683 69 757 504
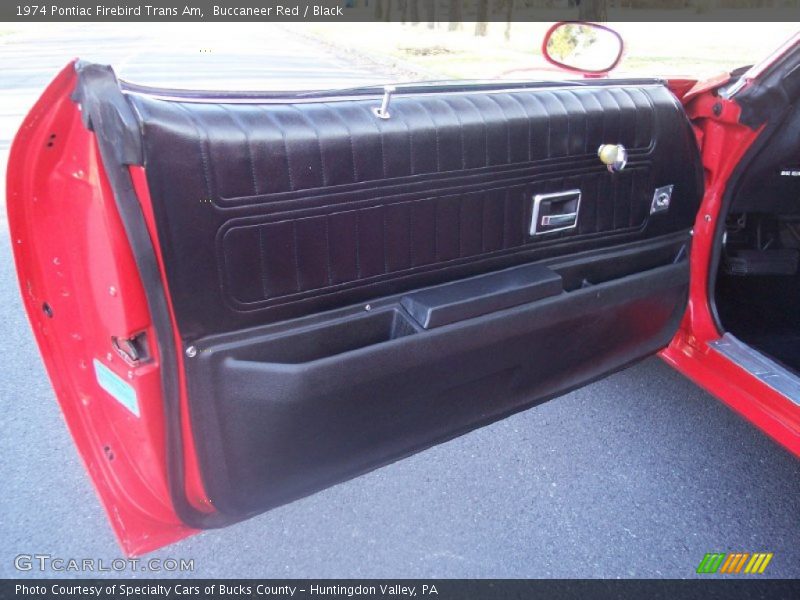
0 23 798 579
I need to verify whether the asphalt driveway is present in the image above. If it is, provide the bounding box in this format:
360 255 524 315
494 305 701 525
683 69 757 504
0 23 798 579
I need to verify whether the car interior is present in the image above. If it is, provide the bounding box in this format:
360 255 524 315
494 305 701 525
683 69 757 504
714 99 800 375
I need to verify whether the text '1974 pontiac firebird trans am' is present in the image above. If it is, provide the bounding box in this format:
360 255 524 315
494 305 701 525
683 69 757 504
7 22 800 554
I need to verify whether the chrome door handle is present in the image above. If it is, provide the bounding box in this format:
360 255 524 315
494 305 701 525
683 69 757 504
540 212 578 227
530 189 582 236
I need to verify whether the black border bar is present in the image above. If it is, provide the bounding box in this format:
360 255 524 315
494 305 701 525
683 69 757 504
4 579 800 600
3 0 800 22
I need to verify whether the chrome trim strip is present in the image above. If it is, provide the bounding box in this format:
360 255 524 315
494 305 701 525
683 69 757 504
121 83 668 105
709 333 800 406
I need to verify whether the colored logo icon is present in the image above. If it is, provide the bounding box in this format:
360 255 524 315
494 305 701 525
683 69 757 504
697 553 773 574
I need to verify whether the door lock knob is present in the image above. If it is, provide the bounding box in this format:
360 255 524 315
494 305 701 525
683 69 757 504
598 144 628 172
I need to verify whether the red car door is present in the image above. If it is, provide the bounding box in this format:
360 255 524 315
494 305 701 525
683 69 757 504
7 60 703 553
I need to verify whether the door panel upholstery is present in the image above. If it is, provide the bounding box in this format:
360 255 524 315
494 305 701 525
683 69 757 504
128 84 700 339
113 78 702 521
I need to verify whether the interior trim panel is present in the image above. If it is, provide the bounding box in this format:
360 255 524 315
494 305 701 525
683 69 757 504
127 83 702 339
77 68 704 524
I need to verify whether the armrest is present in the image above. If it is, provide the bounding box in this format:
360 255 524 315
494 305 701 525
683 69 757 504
400 263 563 329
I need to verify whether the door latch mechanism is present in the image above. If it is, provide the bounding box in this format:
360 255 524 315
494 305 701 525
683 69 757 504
111 332 150 367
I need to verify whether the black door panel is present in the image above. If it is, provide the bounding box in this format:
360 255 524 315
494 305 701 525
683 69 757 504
128 83 700 339
96 73 702 523
189 240 689 517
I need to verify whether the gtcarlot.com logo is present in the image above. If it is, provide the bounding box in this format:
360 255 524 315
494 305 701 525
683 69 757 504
14 554 194 573
696 552 773 574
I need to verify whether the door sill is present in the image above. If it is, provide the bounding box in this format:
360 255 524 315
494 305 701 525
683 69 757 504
709 334 800 407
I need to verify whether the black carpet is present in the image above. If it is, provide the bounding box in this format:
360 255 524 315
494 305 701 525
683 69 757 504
716 273 800 372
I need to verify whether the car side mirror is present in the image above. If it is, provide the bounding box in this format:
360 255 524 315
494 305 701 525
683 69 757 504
542 22 624 76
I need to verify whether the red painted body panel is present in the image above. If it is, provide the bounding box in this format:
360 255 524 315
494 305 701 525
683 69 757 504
128 166 211 513
6 62 195 554
660 79 800 458
661 335 800 457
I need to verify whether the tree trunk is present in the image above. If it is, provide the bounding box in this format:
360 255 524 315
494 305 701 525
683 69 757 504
475 0 489 36
504 0 515 41
578 0 608 21
426 0 436 28
384 0 393 21
448 0 462 30
374 0 383 20
408 0 420 23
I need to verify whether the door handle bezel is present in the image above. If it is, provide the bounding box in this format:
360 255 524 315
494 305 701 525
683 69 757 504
530 189 582 236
